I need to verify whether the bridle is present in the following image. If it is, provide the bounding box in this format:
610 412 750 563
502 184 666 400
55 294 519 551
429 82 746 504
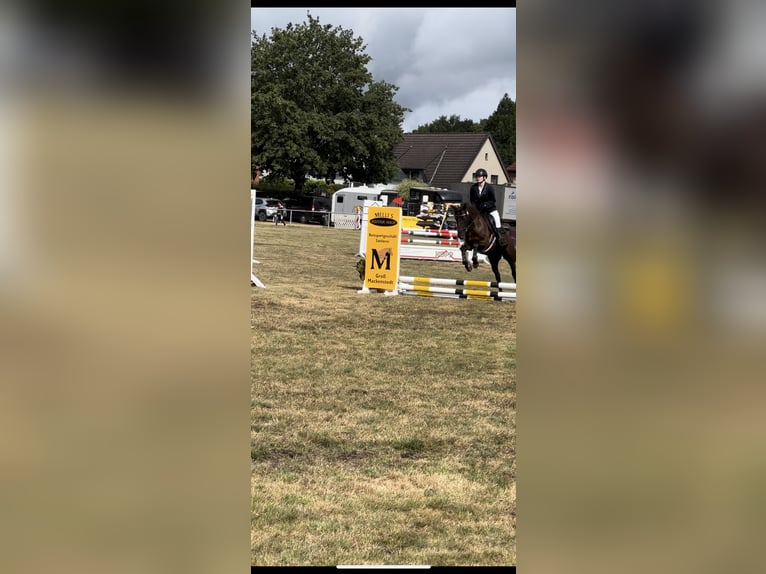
454 207 474 240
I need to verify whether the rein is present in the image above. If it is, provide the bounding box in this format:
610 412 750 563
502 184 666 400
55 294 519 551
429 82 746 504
456 209 474 239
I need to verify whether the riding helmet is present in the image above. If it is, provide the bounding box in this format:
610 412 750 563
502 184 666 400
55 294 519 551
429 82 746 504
475 168 488 178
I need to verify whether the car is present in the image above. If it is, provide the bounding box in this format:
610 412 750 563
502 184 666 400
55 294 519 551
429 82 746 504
254 196 280 221
283 195 331 225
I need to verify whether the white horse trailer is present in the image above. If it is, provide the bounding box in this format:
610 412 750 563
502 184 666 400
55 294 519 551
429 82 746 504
331 186 394 228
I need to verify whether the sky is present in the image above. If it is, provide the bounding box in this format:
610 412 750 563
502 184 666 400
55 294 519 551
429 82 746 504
250 8 516 133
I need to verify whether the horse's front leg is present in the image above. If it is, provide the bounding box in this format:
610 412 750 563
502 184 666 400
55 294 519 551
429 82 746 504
471 249 480 270
491 260 502 283
460 243 473 273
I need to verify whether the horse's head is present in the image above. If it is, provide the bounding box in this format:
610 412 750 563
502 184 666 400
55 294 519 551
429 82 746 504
454 202 473 240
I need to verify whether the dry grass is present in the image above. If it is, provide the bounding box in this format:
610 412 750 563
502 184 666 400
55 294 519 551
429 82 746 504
251 221 516 566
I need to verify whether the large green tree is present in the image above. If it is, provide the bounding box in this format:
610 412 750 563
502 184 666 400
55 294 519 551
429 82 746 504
251 15 407 193
484 93 516 165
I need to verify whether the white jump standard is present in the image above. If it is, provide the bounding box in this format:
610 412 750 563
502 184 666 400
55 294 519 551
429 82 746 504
250 189 265 288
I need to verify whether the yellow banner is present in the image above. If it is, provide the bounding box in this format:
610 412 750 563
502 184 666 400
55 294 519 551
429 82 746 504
364 206 401 292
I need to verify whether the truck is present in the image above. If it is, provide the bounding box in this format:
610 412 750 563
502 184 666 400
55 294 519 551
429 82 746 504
282 195 332 225
403 187 466 216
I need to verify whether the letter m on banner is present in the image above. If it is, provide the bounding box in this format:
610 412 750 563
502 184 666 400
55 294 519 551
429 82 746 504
369 249 392 270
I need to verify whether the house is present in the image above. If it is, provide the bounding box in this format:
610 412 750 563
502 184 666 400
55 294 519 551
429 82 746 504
392 133 510 190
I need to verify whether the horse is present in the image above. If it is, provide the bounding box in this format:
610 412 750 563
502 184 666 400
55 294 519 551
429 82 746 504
453 202 516 284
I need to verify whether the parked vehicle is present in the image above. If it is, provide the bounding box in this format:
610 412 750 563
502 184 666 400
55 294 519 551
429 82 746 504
379 190 401 205
254 196 280 221
283 195 331 225
403 187 466 216
330 186 398 226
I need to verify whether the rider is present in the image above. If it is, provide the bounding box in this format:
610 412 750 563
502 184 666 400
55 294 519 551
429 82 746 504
469 168 508 247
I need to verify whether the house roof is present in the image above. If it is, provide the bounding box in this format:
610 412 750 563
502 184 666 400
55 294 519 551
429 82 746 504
393 133 504 189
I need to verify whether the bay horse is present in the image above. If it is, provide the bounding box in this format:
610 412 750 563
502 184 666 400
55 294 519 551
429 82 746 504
453 202 516 283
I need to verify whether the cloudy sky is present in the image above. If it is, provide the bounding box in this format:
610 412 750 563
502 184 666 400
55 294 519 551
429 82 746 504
250 8 516 133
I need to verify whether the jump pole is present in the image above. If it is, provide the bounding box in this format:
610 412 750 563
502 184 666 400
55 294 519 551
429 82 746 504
397 282 516 301
398 276 516 302
399 275 516 291
397 288 516 301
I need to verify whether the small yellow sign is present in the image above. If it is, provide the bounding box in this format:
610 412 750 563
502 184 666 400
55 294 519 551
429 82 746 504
363 206 401 292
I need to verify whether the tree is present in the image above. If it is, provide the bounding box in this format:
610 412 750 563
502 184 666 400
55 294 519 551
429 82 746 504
412 114 480 134
484 94 515 164
251 15 408 193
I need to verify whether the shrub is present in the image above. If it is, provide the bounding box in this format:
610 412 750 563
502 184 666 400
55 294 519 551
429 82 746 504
257 175 295 195
303 179 333 197
395 179 424 201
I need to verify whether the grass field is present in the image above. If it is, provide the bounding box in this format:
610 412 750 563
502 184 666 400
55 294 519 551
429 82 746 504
251 221 516 566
